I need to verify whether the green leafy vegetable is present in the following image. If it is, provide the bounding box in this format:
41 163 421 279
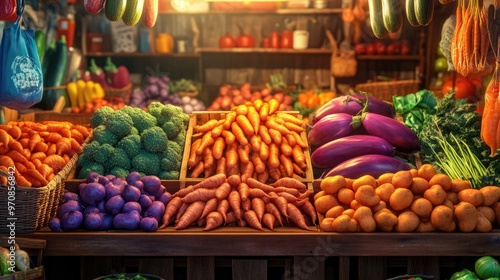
393 89 439 135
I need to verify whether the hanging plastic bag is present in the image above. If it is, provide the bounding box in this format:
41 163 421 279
0 0 43 110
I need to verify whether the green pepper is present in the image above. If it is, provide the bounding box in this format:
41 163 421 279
450 269 480 280
475 256 500 279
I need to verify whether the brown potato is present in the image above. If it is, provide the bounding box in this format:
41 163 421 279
337 188 355 206
410 168 419 178
319 217 335 232
375 183 395 203
342 208 355 218
411 198 433 219
454 201 478 233
325 205 345 219
475 211 493 233
345 178 354 190
479 186 500 206
352 175 377 191
457 189 484 207
450 179 472 194
320 175 346 194
374 208 398 232
353 206 377 232
395 211 420 232
355 185 380 207
377 173 394 186
349 199 361 210
416 220 437 233
442 199 454 211
314 190 325 201
372 201 387 213
331 214 354 233
392 170 413 189
428 174 452 191
477 206 496 223
446 191 459 205
348 218 360 232
314 195 339 215
494 202 500 225
417 164 438 181
409 177 430 195
430 205 454 231
389 188 414 211
424 184 447 206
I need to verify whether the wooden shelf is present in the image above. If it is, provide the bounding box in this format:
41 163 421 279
196 47 332 54
357 55 421 61
158 8 342 15
21 228 500 257
85 52 200 58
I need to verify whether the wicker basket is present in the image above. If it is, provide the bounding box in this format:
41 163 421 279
355 80 420 102
104 83 133 103
0 153 78 233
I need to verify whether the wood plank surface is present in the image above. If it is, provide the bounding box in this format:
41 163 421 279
232 259 267 280
187 257 215 280
138 258 174 279
19 228 500 257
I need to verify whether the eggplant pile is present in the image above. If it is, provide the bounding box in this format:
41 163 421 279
308 94 421 179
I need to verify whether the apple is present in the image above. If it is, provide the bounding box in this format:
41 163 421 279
355 43 366 55
373 41 386 55
400 40 410 55
365 43 375 55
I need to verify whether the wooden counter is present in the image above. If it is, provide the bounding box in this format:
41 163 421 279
21 228 500 257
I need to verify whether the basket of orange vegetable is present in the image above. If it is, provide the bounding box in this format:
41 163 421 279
0 121 91 233
292 89 336 121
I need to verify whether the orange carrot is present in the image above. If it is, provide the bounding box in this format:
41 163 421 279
228 190 243 221
241 198 251 211
276 112 305 127
8 140 24 154
287 203 315 231
273 196 289 221
258 125 272 145
267 143 280 169
175 201 206 230
268 167 281 181
59 127 71 138
204 211 224 231
34 142 48 153
14 162 27 174
216 157 227 175
237 219 247 227
234 104 249 115
196 133 214 156
194 119 219 133
212 137 226 160
292 163 305 177
204 162 216 178
278 191 300 203
256 170 269 183
70 129 84 143
190 161 204 178
46 122 70 133
215 182 232 200
266 118 291 135
268 128 282 145
0 155 15 167
37 163 53 178
200 197 219 219
259 103 270 121
265 203 284 226
246 177 274 193
249 135 261 153
292 131 308 149
236 115 254 137
30 152 47 162
46 143 57 156
299 190 312 200
8 126 21 140
56 138 72 156
231 122 249 146
188 139 202 168
217 199 230 223
284 122 305 133
239 161 253 183
203 147 215 170
227 174 241 187
69 138 81 153
279 154 294 177
71 124 90 138
244 210 264 230
227 165 239 177
299 200 317 226
223 111 237 130
28 134 41 151
268 99 280 115
225 142 239 169
222 130 236 146
274 187 300 197
251 197 265 222
280 138 293 157
253 99 264 112
262 213 276 231
176 173 227 197
246 106 260 135
7 150 28 163
44 132 63 144
225 211 237 224
211 124 225 138
175 202 189 225
285 133 297 147
257 142 269 162
251 152 266 174
26 169 48 186
248 188 271 199
18 137 29 149
0 129 10 146
292 145 307 169
271 177 307 190
237 144 250 164
14 171 31 187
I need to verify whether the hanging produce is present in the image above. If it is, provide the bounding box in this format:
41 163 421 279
368 0 389 38
85 0 158 27
451 0 490 77
481 59 500 157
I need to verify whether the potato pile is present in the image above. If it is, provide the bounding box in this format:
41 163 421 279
316 164 500 233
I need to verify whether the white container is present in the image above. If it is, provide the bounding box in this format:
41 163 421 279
293 30 309 49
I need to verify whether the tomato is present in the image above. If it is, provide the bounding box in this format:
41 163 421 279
218 34 236 48
442 77 476 100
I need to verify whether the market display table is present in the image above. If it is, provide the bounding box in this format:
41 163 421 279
19 229 500 280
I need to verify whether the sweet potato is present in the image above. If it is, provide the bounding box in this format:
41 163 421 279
353 206 376 232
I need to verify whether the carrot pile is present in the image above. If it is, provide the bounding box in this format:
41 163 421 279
159 173 317 231
451 0 490 76
188 98 309 182
481 59 500 157
317 164 500 233
0 121 91 187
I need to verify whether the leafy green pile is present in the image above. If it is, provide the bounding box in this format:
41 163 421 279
393 89 439 136
418 93 500 186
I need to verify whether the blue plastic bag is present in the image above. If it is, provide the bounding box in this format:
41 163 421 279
0 0 43 110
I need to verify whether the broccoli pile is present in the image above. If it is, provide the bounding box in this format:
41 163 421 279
78 103 189 179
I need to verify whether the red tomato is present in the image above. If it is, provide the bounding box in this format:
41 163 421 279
219 35 236 48
442 77 476 100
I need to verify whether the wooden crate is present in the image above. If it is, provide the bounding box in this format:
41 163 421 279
34 111 92 126
180 111 314 186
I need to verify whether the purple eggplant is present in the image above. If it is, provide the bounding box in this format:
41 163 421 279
322 154 411 179
312 94 395 124
311 135 394 169
84 0 106 14
357 112 421 152
307 113 362 147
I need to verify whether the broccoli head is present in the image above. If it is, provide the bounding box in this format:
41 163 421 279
158 170 180 180
130 127 139 135
105 110 134 139
167 141 183 161
116 134 141 158
82 141 100 161
132 150 160 175
160 155 181 171
141 126 168 153
147 102 169 125
109 147 131 170
161 104 184 119
172 129 186 147
93 143 114 163
120 106 157 133
161 121 181 140
78 161 105 179
92 125 118 146
90 106 114 128
109 167 129 178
